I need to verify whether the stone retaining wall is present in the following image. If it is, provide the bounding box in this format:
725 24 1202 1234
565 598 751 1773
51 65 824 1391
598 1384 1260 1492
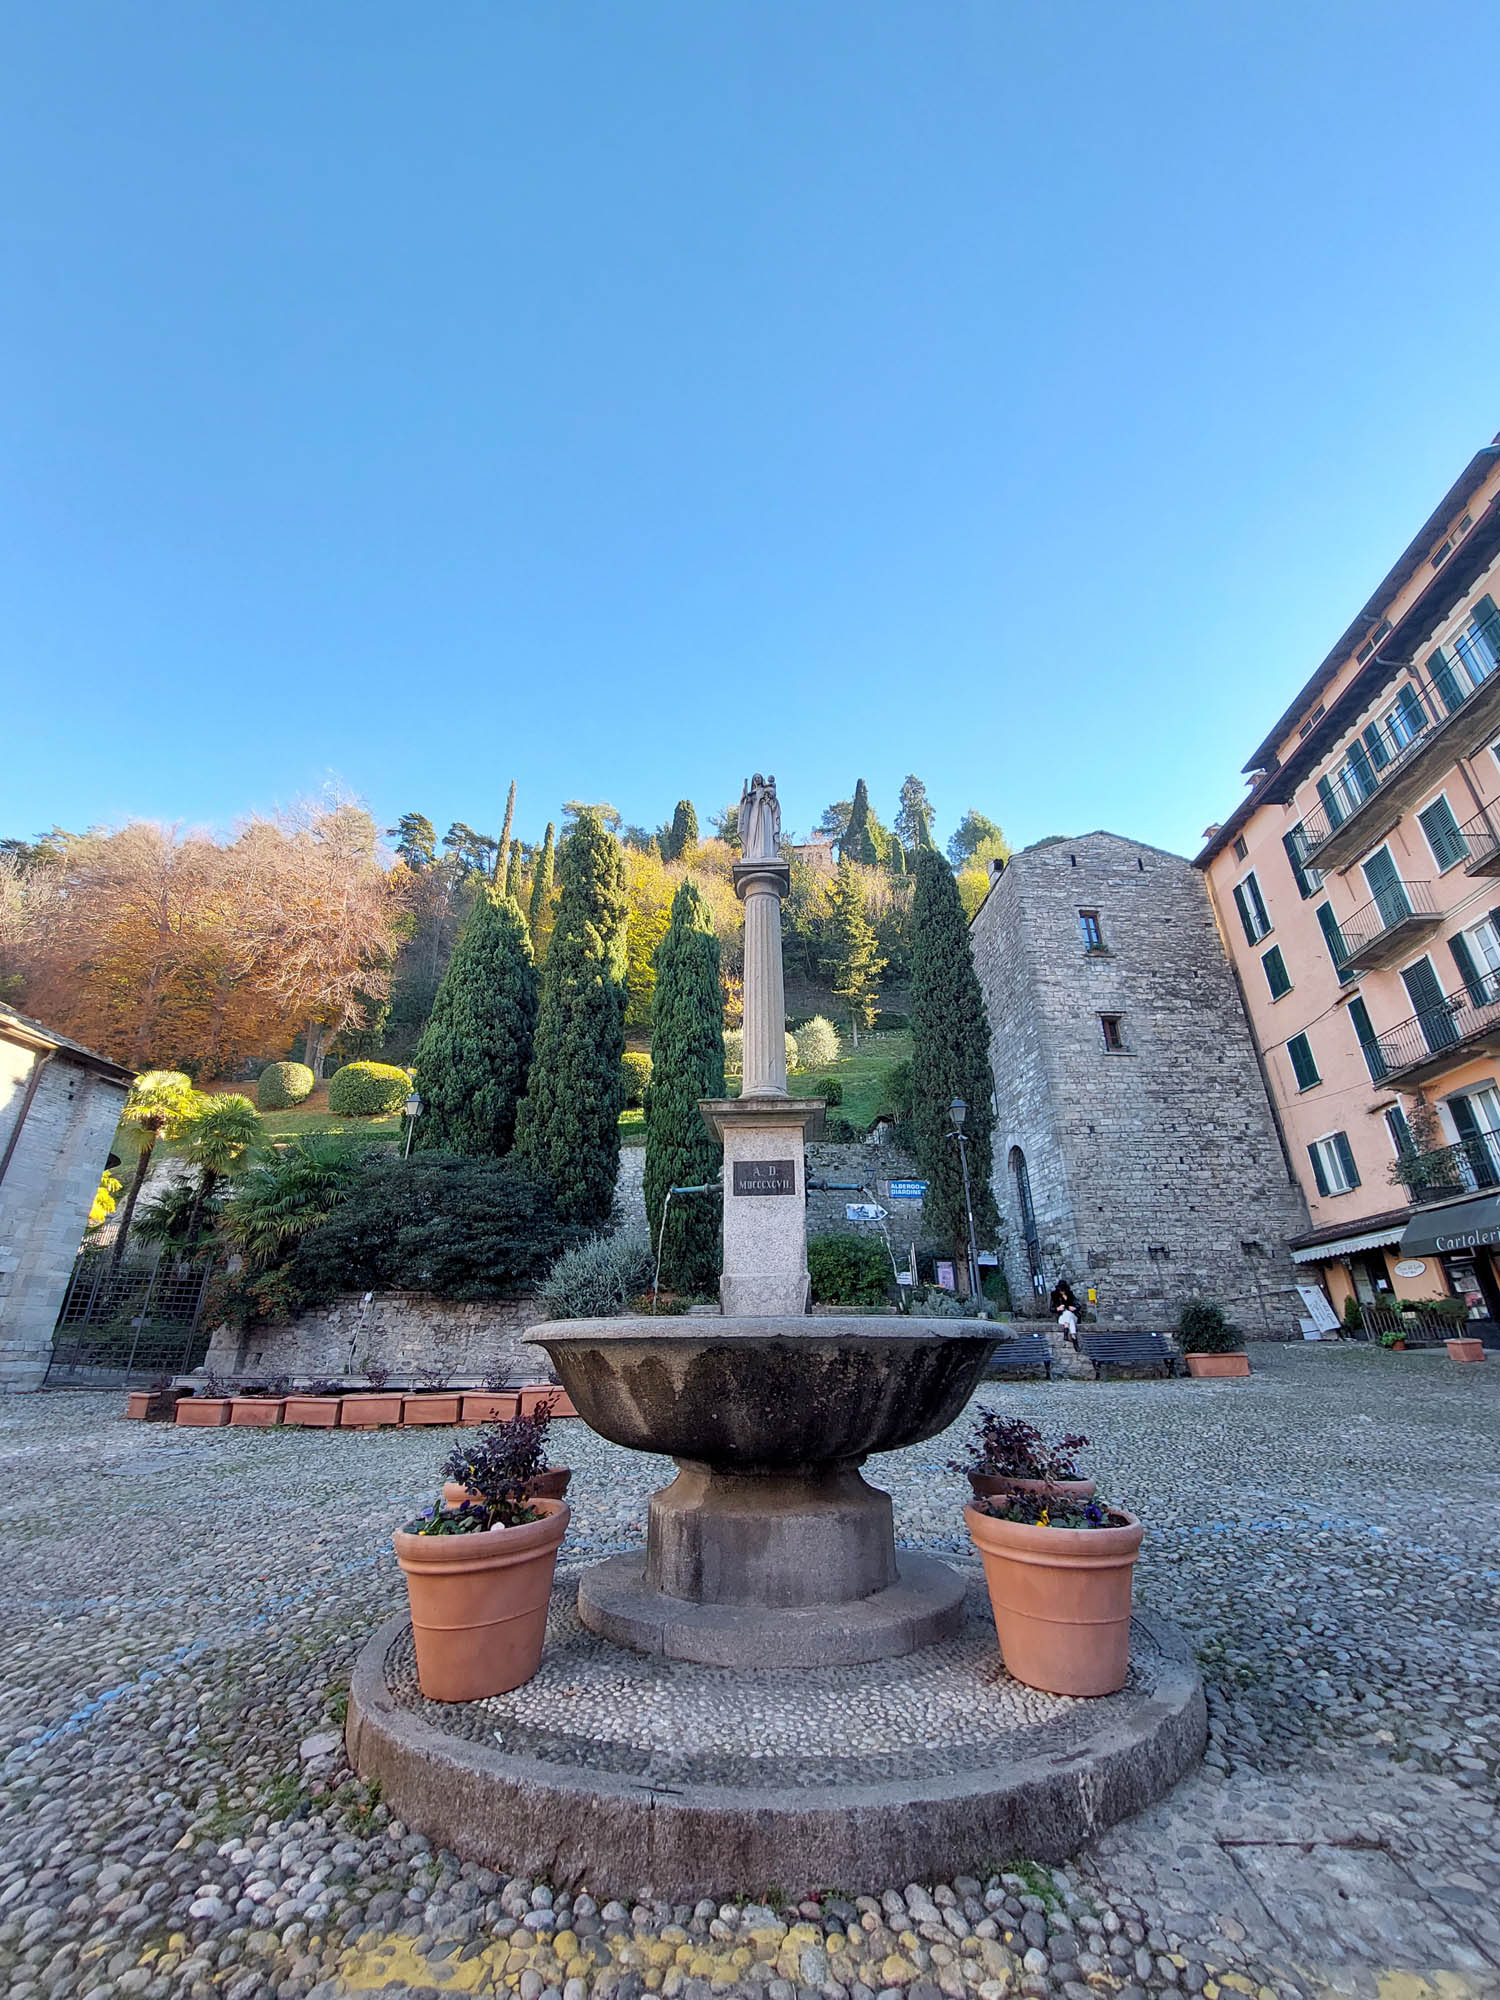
204 1292 550 1385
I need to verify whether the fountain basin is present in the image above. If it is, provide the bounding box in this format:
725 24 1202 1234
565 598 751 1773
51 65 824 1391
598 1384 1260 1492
529 1316 997 1666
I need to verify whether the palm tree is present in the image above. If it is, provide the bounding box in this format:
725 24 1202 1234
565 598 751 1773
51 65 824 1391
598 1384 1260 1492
177 1093 265 1252
111 1071 204 1269
221 1135 362 1269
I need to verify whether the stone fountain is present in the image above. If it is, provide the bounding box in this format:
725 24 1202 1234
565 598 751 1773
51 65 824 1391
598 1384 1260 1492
534 773 997 1667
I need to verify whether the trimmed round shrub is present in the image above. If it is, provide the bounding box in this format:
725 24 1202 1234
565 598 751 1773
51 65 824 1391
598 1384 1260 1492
257 1061 315 1111
807 1232 892 1309
327 1060 412 1117
814 1076 843 1105
621 1051 653 1108
1176 1299 1244 1354
794 1015 841 1072
537 1222 654 1318
721 1027 799 1079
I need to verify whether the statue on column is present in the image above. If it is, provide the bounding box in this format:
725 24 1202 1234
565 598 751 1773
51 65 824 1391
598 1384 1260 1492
738 774 781 862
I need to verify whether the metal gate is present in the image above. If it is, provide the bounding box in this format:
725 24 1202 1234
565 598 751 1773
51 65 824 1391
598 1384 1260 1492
45 1249 213 1386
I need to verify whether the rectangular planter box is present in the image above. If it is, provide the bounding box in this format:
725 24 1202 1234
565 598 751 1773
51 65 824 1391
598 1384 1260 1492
460 1392 520 1426
125 1390 183 1422
517 1383 577 1418
1185 1353 1251 1378
341 1394 406 1428
282 1397 343 1427
175 1398 232 1427
1446 1338 1485 1364
229 1398 285 1427
402 1394 463 1426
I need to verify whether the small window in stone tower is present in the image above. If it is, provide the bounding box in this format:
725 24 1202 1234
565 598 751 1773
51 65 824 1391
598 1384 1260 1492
1079 910 1104 952
1100 1014 1125 1052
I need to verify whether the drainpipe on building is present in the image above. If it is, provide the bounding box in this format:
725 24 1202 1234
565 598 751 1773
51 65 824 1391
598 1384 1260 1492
0 1050 57 1190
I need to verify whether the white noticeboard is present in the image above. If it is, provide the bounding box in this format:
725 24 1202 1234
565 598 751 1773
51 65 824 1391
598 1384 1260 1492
1296 1284 1340 1336
845 1203 886 1222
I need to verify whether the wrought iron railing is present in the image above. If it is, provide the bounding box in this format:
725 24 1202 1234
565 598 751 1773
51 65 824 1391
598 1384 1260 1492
1364 978 1500 1078
45 1249 213 1386
1393 1135 1500 1201
1334 878 1437 961
1459 807 1500 870
1357 1306 1465 1348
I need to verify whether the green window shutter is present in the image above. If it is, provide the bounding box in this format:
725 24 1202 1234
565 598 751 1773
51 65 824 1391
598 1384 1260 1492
1449 932 1488 1006
1332 1132 1360 1189
1347 995 1387 1082
1428 645 1465 714
1316 773 1345 830
1385 1105 1413 1154
1347 740 1378 800
1417 796 1467 871
1232 881 1255 945
1288 1032 1320 1090
1262 946 1290 999
1307 1143 1331 1197
1283 829 1319 900
1315 901 1352 980
1363 723 1390 771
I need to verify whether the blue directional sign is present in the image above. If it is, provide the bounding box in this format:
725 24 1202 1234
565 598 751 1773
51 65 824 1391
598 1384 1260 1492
887 1179 927 1200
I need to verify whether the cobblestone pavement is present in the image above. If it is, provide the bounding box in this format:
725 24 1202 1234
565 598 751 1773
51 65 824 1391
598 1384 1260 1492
1 1344 1497 2000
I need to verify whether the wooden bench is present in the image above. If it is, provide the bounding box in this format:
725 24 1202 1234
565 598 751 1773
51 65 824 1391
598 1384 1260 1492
982 1334 1054 1380
1078 1330 1179 1379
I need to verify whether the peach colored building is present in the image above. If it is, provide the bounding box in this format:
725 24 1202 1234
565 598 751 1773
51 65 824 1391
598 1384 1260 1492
1198 436 1500 1338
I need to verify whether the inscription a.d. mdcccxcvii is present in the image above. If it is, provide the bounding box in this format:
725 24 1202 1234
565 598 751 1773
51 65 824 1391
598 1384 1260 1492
732 1159 796 1196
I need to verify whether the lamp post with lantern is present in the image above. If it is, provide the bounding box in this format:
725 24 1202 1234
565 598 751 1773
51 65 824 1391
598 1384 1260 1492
947 1095 983 1307
403 1091 423 1159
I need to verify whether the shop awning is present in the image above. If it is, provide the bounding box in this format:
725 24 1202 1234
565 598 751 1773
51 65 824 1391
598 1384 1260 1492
1400 1195 1500 1257
1289 1224 1408 1264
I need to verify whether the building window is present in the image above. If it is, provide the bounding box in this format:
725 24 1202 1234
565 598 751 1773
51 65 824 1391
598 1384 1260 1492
1315 901 1355 984
1232 872 1272 945
1283 827 1322 900
1079 910 1105 952
1287 1032 1321 1091
1308 1132 1360 1195
1262 945 1291 1000
1347 995 1387 1082
1232 834 1248 862
1384 1105 1413 1156
1417 794 1469 872
1100 1014 1125 1051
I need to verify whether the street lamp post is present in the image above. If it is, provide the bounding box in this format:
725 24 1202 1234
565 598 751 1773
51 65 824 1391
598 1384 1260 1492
947 1096 983 1309
403 1092 423 1159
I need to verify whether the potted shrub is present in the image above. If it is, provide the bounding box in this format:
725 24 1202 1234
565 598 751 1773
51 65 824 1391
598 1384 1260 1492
283 1380 346 1426
403 1368 463 1426
176 1375 234 1426
965 1489 1142 1696
1378 1323 1407 1352
126 1377 185 1423
396 1409 571 1700
229 1378 288 1426
1177 1300 1250 1377
950 1415 1095 1501
443 1400 571 1506
342 1362 405 1429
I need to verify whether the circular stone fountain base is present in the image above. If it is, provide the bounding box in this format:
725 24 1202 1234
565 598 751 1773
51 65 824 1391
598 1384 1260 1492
347 1563 1206 1899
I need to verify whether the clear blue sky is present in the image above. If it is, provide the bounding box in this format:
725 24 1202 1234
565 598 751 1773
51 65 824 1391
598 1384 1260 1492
5 3 1500 859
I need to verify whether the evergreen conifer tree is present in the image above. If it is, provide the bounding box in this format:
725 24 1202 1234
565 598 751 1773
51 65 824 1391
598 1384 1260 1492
411 887 537 1156
843 779 881 866
909 847 1000 1256
895 775 935 854
644 881 725 1292
493 779 517 882
528 823 556 950
504 842 523 903
821 860 886 1038
515 809 629 1224
664 799 699 862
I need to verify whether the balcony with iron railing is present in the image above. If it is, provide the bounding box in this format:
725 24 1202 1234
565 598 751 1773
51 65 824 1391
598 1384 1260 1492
1290 604 1500 873
1332 878 1440 973
1392 1134 1500 1205
1362 975 1500 1087
1460 806 1500 877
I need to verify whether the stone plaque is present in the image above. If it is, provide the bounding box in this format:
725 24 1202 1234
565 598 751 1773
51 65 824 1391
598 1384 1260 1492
732 1159 796 1196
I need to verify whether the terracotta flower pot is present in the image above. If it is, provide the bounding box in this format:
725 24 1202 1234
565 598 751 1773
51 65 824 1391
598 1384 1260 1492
460 1392 520 1426
964 1501 1143 1698
283 1396 343 1427
1185 1353 1250 1378
125 1389 182 1422
394 1497 570 1702
968 1471 1096 1502
176 1397 232 1427
1446 1338 1485 1364
515 1384 575 1419
441 1468 573 1509
403 1393 463 1426
229 1396 284 1427
1389 1340 1407 1352
341 1394 405 1428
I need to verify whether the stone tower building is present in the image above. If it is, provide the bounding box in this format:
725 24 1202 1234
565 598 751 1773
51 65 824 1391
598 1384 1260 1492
968 832 1310 1334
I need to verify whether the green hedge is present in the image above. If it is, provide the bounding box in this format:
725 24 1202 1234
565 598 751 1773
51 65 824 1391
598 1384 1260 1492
1177 1299 1244 1354
807 1232 891 1309
327 1061 412 1117
813 1076 843 1105
257 1061 315 1111
621 1051 653 1108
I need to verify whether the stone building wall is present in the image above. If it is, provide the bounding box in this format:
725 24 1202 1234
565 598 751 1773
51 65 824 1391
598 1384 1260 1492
969 832 1310 1335
204 1293 553 1385
0 1028 131 1390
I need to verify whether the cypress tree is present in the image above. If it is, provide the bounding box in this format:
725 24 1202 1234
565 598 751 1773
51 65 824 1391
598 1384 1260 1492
412 887 537 1157
504 841 523 903
821 859 886 1038
664 799 699 862
528 823 556 950
515 809 629 1225
844 779 881 866
493 779 517 882
644 881 725 1293
910 847 1000 1256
